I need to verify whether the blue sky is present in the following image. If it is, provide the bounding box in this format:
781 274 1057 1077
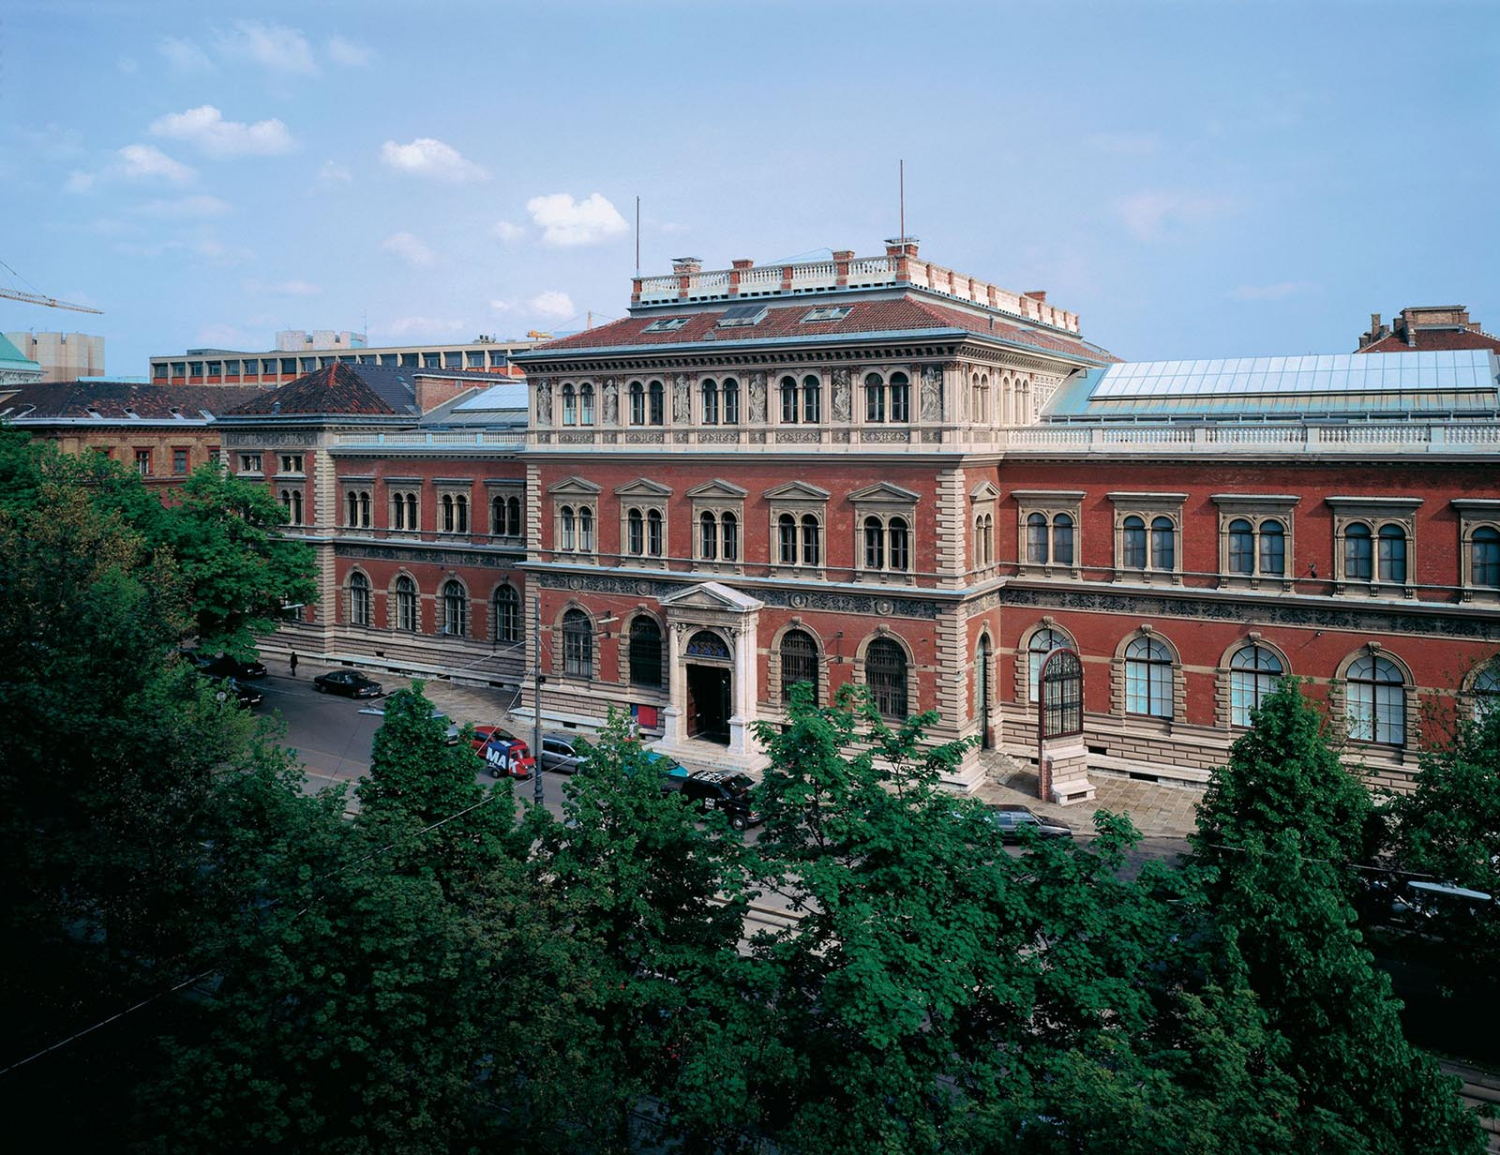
2 0 1497 374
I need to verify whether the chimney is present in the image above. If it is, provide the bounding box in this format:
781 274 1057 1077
884 236 920 258
1370 312 1381 336
671 257 703 275
413 372 473 414
731 259 754 270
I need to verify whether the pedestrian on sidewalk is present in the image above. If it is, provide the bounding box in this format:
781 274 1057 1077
289 651 299 678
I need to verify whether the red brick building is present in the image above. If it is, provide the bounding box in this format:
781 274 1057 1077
221 243 1500 796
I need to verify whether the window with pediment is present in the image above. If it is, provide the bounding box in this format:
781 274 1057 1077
388 484 420 533
615 479 671 565
1109 493 1185 584
1212 495 1300 591
766 481 828 573
970 481 999 571
1452 499 1500 601
549 477 600 559
850 482 919 581
1328 497 1421 596
1013 491 1083 578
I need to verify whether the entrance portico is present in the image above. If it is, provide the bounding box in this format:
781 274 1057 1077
655 582 766 770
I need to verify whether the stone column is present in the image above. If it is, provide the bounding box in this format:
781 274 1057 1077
661 621 686 746
726 614 760 757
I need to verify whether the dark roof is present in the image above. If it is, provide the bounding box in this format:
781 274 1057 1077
228 363 423 417
0 381 267 420
1358 329 1500 354
528 294 1116 362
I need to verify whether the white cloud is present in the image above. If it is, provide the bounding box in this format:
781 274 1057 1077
384 316 468 337
489 299 513 312
379 137 489 183
116 144 197 184
528 290 575 319
150 105 295 158
159 36 213 73
491 220 525 242
135 194 231 219
526 192 628 247
381 231 435 267
1230 281 1316 302
327 35 374 66
244 278 321 297
313 160 353 190
1115 190 1239 242
216 21 316 75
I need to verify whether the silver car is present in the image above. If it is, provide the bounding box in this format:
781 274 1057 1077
540 732 588 774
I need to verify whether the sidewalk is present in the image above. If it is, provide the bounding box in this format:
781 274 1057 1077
270 655 519 729
971 750 1203 839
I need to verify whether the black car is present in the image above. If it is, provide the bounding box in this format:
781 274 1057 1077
664 770 762 831
203 653 268 680
313 670 384 698
984 805 1073 844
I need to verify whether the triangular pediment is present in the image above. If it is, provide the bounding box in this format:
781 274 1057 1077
546 475 602 496
848 481 921 504
762 480 830 501
686 478 749 500
614 477 674 498
659 580 765 613
969 480 1001 501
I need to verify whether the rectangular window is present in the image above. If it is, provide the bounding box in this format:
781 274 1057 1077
172 448 189 475
135 450 151 476
280 454 304 474
239 453 263 473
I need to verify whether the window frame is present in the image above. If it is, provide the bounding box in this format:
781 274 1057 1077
1452 499 1500 601
1013 491 1084 579
1328 496 1422 597
1108 492 1186 585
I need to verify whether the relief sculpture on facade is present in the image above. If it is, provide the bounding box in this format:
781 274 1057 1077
921 365 943 421
831 369 852 421
674 375 690 423
535 380 552 427
749 372 767 422
602 379 618 425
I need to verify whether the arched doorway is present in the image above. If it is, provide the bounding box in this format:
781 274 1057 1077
685 629 732 745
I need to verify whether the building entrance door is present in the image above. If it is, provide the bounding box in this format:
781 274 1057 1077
686 664 731 745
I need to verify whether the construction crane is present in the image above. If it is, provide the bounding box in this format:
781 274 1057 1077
0 285 103 314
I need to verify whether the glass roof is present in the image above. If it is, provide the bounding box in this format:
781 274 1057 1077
1050 350 1500 418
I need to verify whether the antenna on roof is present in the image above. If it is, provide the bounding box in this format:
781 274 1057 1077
899 159 905 245
635 196 641 276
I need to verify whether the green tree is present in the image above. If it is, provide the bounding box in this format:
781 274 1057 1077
1192 679 1485 1154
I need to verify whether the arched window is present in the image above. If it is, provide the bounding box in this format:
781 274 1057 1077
1150 516 1175 571
976 513 994 566
780 376 798 423
346 491 359 527
648 380 665 425
394 575 418 632
1260 519 1286 576
700 511 718 560
506 496 522 537
865 372 885 422
802 375 821 423
629 381 645 425
864 516 885 569
1053 513 1075 566
890 372 910 423
578 506 594 552
562 609 592 679
494 585 521 643
441 580 467 637
1473 662 1500 721
974 635 993 721
627 508 644 555
778 514 797 564
1347 654 1404 744
1028 627 1069 702
391 493 408 531
492 495 506 535
1378 524 1407 583
889 518 910 572
1472 526 1500 588
560 506 576 551
722 512 738 561
348 572 371 626
1230 519 1257 574
722 377 740 424
1123 516 1147 570
454 495 468 534
780 629 818 704
561 383 577 426
647 509 663 557
628 617 662 688
702 379 719 425
1026 512 1049 565
404 493 417 530
800 515 821 566
579 383 595 425
866 638 909 720
1229 644 1282 727
1345 523 1373 581
359 492 371 527
442 494 455 533
1124 636 1173 718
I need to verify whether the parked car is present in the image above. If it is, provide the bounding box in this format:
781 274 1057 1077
313 670 383 698
663 770 762 831
984 805 1073 844
481 736 537 780
471 723 523 752
185 652 263 708
203 653 267 680
366 705 461 743
539 732 588 774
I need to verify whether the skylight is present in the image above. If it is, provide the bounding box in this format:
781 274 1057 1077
717 303 769 329
643 317 691 334
801 305 852 323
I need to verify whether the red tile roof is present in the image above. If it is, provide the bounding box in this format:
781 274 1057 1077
1 381 267 419
228 362 416 417
1359 330 1500 354
531 293 1115 362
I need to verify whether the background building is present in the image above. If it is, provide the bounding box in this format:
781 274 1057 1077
0 332 44 385
1358 305 1500 353
3 330 104 382
150 337 538 388
276 329 367 352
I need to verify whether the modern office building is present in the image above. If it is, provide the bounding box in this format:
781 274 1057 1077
3 331 104 383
